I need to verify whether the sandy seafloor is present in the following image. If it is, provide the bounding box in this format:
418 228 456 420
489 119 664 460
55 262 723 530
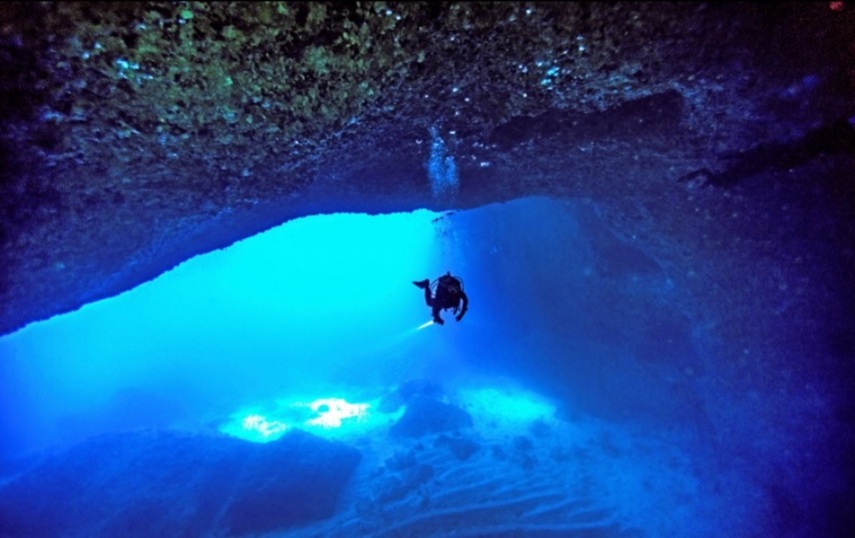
257 376 753 538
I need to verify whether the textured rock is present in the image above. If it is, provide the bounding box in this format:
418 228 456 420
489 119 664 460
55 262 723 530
0 429 361 537
378 378 446 413
390 396 473 438
434 433 480 461
0 2 853 337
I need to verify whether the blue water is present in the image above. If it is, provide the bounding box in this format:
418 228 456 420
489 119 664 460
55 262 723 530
0 209 448 454
0 197 850 537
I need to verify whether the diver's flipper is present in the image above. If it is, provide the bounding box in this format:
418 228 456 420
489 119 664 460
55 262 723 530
413 279 430 289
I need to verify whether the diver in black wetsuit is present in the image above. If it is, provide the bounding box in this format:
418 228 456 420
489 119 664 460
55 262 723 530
413 272 468 325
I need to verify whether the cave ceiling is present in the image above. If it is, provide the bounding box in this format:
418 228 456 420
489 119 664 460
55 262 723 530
1 2 854 337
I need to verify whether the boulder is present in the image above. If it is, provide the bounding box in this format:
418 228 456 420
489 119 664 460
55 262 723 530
390 396 472 438
0 429 361 537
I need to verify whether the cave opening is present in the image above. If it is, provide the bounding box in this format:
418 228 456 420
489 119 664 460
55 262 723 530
0 196 696 456
0 195 845 537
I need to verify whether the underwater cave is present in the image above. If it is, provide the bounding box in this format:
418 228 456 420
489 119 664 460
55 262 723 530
1 2 854 537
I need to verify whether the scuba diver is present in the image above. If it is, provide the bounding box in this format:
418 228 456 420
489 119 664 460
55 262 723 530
413 272 469 325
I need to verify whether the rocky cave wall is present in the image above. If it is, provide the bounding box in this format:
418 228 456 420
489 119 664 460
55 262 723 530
1 0 854 376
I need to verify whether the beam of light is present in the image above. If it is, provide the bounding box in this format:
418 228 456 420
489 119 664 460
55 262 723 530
220 394 399 443
0 209 441 455
457 384 558 432
241 414 289 439
304 398 369 428
417 320 435 330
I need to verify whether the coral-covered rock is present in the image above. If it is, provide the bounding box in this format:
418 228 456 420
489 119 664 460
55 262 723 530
1 3 853 336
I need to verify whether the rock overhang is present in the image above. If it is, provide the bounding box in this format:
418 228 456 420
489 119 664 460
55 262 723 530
0 1 854 336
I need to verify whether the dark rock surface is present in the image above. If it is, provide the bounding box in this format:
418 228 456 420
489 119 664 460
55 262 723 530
378 378 446 413
390 396 473 438
0 429 361 537
1 1 853 340
434 433 480 461
374 462 435 504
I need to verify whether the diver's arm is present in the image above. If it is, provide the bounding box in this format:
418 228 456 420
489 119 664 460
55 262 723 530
456 292 468 321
